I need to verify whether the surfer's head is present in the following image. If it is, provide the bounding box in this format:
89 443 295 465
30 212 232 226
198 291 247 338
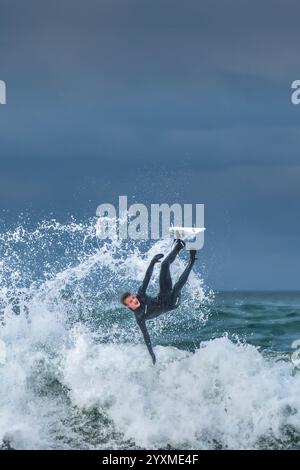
120 292 140 310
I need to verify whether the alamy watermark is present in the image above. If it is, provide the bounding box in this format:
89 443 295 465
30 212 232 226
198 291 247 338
0 80 6 104
291 80 300 105
96 196 205 250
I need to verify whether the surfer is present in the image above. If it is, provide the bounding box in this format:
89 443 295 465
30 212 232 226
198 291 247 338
120 239 197 364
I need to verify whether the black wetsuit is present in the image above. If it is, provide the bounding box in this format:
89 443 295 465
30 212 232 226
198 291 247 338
133 243 196 364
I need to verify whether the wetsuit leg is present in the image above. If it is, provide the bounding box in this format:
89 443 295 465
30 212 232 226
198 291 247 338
158 243 183 295
171 256 195 300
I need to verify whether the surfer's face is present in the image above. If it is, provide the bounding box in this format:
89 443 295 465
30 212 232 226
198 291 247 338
125 295 140 310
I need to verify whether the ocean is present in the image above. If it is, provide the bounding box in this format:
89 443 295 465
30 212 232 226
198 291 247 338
0 219 300 450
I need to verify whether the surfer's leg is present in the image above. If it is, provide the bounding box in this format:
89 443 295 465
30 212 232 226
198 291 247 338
159 240 185 295
172 250 197 296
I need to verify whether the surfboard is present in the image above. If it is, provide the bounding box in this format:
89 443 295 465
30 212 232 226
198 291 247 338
169 226 206 240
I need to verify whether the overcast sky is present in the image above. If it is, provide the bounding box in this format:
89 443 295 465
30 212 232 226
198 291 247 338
0 0 300 289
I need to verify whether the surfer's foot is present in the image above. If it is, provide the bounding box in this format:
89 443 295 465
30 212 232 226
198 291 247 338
190 250 197 261
174 239 186 250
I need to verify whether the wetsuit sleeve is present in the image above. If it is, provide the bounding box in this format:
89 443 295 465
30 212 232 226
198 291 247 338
137 259 155 296
136 318 156 364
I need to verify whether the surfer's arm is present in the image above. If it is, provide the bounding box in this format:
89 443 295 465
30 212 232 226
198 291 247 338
136 318 156 365
138 254 164 296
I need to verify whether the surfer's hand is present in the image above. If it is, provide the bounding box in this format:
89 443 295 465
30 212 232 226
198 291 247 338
152 254 164 264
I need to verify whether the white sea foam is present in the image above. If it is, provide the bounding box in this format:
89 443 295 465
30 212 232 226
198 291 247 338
1 308 300 449
1 220 298 450
62 332 300 449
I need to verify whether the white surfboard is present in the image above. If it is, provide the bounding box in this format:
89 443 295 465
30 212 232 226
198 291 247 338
169 226 206 240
